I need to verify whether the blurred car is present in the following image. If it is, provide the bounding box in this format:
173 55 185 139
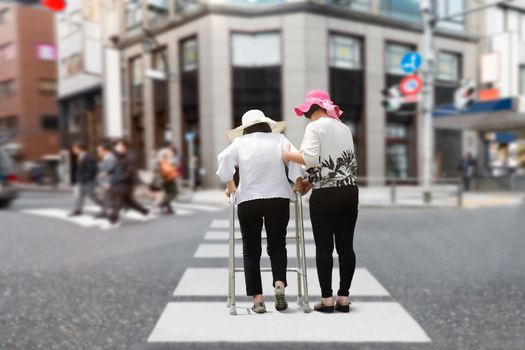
0 147 18 208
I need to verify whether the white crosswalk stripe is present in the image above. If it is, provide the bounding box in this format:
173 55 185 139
203 230 315 240
194 243 318 258
19 202 223 229
148 218 431 344
210 219 312 230
148 302 430 343
174 268 390 297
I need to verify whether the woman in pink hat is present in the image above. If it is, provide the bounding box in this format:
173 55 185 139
283 89 359 313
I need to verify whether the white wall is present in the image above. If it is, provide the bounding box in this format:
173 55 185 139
56 0 102 98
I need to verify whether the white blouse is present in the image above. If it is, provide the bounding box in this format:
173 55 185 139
300 117 358 189
216 132 304 205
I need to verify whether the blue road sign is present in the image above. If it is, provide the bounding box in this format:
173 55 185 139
400 52 422 74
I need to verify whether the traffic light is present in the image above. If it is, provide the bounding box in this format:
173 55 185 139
454 79 476 110
381 85 402 112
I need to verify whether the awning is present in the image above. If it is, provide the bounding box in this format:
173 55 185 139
433 98 525 131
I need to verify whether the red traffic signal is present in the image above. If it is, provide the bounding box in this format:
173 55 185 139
41 0 66 11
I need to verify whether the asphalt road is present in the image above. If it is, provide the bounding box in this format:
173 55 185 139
0 191 524 350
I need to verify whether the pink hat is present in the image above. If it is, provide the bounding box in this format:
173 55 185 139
294 89 343 120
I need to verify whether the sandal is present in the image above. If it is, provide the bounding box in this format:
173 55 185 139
314 300 334 313
335 298 352 313
251 301 267 314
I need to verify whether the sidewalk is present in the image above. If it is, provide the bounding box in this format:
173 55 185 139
189 187 525 209
16 183 524 209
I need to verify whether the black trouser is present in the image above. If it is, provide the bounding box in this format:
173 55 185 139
107 189 148 224
309 186 359 298
237 198 290 296
160 180 177 210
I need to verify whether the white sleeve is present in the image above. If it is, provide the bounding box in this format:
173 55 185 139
300 124 321 169
216 141 238 183
282 135 305 182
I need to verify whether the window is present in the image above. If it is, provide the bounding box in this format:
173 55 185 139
153 48 167 72
62 54 83 78
327 0 370 12
130 56 143 86
36 43 57 61
0 43 15 63
436 0 465 31
148 0 168 24
58 12 82 38
329 33 365 175
330 34 362 70
386 43 413 75
380 0 421 24
0 80 17 99
386 123 408 138
38 79 57 97
232 32 281 67
436 51 461 82
0 8 12 25
181 38 198 72
84 0 101 22
232 32 282 126
0 116 18 136
125 0 143 30
41 115 59 131
386 144 409 179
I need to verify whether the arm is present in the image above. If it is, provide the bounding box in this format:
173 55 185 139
283 125 321 169
216 142 239 195
282 136 306 184
283 151 305 165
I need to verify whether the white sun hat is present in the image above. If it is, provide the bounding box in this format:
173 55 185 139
226 109 287 142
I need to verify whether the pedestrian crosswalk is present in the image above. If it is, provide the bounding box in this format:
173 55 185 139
148 217 431 344
19 202 222 229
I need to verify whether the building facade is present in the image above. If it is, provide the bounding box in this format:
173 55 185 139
56 0 103 158
0 3 59 168
434 0 525 186
106 0 480 187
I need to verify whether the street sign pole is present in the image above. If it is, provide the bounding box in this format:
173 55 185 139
421 0 435 204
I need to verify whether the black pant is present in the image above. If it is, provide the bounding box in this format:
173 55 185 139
309 186 359 298
107 189 149 224
160 180 177 210
237 198 290 296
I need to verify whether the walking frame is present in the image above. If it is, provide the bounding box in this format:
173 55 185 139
227 191 312 315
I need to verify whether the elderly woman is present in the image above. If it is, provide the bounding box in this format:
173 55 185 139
283 90 359 313
216 109 303 314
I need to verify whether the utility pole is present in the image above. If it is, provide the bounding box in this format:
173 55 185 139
420 0 435 204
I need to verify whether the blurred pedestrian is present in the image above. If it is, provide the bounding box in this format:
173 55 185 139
102 139 151 230
217 109 304 314
94 140 117 219
459 153 476 191
69 142 102 217
148 149 164 209
157 142 179 215
283 89 359 313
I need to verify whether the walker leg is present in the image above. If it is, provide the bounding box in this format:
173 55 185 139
295 191 312 313
228 193 237 314
295 197 303 306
